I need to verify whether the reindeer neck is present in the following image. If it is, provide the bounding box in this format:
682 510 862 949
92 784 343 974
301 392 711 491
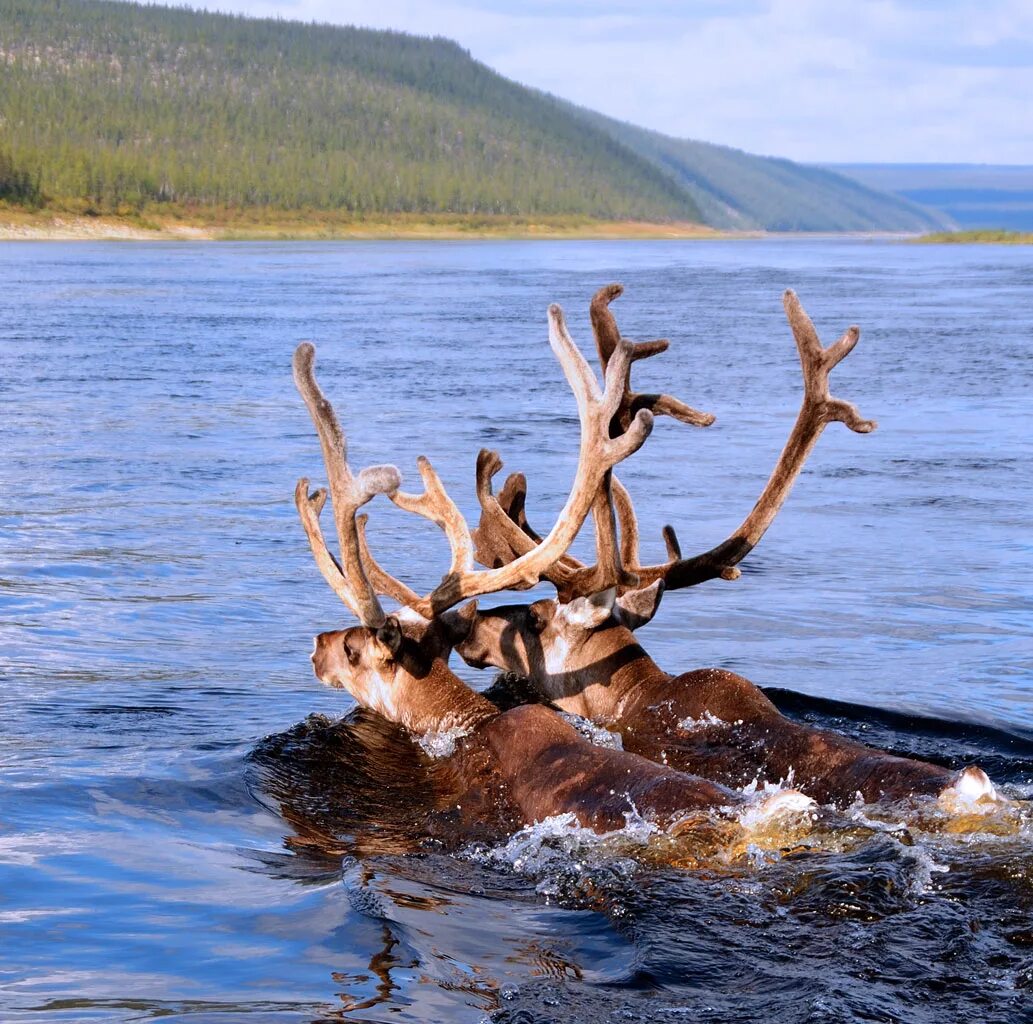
607 647 676 721
397 658 498 738
547 625 672 723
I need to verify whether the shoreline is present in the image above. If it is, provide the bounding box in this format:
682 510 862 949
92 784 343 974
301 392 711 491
7 212 1023 244
0 210 928 243
911 229 1033 245
0 211 741 242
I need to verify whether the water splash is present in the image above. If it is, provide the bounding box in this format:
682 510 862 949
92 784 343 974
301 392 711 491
738 767 797 798
937 766 1001 815
465 810 658 897
677 710 729 731
558 713 624 751
417 723 471 759
898 841 951 893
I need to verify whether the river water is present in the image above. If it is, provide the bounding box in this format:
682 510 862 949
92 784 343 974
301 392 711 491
1 239 1031 1022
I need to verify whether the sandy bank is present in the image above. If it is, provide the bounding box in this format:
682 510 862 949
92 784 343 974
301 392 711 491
0 215 213 240
0 212 734 242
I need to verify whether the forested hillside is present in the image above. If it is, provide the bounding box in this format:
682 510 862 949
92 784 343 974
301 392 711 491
0 0 699 220
572 109 950 232
0 0 947 231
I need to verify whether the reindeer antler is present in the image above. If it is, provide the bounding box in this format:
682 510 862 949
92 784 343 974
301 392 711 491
405 302 653 615
623 289 876 590
478 289 875 605
472 449 613 602
292 343 401 627
473 284 713 600
591 283 715 436
295 300 657 622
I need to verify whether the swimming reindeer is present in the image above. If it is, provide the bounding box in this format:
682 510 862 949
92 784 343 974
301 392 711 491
292 311 814 844
456 285 1001 811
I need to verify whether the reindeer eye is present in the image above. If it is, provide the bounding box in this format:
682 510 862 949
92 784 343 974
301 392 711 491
343 639 361 667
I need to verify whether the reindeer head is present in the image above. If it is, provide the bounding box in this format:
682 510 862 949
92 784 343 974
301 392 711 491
456 586 663 682
292 295 656 735
310 607 478 721
311 621 403 713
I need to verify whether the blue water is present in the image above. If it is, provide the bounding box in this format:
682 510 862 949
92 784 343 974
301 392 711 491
1 239 1032 1022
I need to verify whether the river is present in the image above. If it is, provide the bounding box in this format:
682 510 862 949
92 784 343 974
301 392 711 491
1 239 1031 1022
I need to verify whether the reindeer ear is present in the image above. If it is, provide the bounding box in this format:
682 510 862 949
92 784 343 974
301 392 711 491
343 632 362 667
615 580 665 630
528 600 554 635
441 601 478 645
374 616 403 657
563 588 616 629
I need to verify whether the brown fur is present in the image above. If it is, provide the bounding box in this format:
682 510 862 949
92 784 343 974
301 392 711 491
310 613 766 836
457 603 955 806
460 704 739 834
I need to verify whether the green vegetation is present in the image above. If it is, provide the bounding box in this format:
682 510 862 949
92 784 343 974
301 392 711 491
0 0 699 221
914 229 1033 244
0 0 951 233
571 110 949 232
0 148 42 206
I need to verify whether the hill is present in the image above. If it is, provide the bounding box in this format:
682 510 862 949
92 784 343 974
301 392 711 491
571 110 950 232
0 0 702 222
0 0 949 232
828 164 1033 232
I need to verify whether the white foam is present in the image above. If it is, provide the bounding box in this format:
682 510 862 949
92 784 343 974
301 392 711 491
416 723 470 759
738 788 817 830
677 710 726 731
847 803 909 835
465 809 659 895
558 712 623 751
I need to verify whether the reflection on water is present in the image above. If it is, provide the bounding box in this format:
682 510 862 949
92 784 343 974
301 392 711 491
1 240 1031 1022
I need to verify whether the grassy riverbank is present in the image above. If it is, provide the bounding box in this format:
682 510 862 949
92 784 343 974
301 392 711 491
0 206 729 241
915 229 1033 244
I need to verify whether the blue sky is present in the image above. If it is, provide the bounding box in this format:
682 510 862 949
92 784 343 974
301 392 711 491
201 1 1032 164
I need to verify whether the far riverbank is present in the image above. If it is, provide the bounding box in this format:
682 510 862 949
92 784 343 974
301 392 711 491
913 229 1033 244
7 208 1026 244
0 208 735 241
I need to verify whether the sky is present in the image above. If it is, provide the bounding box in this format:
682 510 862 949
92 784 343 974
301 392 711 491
198 1 1032 164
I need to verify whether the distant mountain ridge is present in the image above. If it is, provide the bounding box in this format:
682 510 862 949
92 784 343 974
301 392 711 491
567 110 950 232
829 164 1033 232
0 0 948 231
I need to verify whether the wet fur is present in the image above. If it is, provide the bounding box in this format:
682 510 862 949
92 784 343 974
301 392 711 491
311 614 754 835
458 604 956 806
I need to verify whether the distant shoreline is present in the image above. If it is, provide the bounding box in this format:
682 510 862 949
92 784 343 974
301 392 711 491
0 210 739 242
911 229 1033 245
4 210 1027 243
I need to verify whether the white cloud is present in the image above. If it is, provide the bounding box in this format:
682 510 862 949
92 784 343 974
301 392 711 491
196 0 1033 162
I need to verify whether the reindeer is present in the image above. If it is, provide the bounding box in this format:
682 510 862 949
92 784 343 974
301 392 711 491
291 311 816 847
456 285 1001 811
